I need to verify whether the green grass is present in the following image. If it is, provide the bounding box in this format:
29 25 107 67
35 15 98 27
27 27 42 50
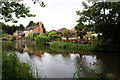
50 41 95 51
2 51 38 79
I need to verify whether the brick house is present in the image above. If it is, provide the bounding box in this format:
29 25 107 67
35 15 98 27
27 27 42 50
24 22 43 37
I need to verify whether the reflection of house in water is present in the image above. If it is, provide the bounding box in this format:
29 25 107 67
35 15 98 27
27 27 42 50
15 41 24 51
23 44 44 62
24 44 29 51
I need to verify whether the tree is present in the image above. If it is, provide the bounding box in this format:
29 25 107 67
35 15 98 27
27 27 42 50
76 0 120 51
1 22 25 35
62 29 71 40
0 0 45 23
26 21 36 28
17 24 25 30
75 20 87 40
42 24 46 33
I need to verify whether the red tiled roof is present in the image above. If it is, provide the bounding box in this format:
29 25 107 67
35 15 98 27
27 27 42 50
57 28 68 33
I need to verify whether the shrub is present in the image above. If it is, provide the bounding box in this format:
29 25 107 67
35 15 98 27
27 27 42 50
48 32 61 41
35 35 49 44
27 33 34 41
1 37 9 41
11 35 16 41
2 51 37 78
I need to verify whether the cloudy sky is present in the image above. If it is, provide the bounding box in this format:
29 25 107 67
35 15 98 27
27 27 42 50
2 0 84 31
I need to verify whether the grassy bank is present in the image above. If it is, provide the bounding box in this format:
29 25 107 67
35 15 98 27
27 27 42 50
50 41 95 51
2 51 38 79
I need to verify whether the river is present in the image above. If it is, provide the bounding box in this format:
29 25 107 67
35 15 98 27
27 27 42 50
2 41 120 78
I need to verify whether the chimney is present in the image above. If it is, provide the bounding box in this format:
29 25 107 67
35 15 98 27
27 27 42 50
39 22 43 34
39 22 42 26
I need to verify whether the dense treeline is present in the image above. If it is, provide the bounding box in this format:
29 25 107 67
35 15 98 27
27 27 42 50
1 22 25 35
1 21 46 35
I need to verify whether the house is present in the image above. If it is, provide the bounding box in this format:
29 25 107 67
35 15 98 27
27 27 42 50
70 27 76 38
48 30 57 33
14 30 23 38
24 22 43 37
57 28 68 36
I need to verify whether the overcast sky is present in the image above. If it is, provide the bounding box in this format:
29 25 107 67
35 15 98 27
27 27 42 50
2 0 84 31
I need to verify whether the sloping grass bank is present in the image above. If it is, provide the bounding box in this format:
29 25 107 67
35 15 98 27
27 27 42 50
50 41 95 51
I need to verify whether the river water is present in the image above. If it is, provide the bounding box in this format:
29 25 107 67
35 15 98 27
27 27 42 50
2 41 120 78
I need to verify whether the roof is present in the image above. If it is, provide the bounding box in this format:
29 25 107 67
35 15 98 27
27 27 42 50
25 25 38 31
49 30 57 33
57 28 68 33
16 30 23 33
71 27 75 33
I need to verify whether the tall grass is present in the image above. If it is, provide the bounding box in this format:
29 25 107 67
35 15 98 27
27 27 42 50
2 51 38 79
50 41 95 51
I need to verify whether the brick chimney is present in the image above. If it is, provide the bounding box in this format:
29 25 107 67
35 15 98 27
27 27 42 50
39 22 43 34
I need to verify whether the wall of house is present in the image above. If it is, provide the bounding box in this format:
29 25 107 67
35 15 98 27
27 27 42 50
24 30 30 37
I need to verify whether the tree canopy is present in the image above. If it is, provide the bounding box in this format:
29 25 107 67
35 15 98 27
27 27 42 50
76 0 120 51
0 0 45 23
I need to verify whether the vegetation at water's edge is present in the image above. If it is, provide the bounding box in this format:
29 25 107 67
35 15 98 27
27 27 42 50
50 41 95 51
2 51 38 79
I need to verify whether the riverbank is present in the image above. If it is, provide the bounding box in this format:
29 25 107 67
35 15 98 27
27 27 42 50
49 41 95 51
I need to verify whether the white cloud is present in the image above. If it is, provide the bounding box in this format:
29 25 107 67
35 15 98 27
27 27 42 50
1 0 84 31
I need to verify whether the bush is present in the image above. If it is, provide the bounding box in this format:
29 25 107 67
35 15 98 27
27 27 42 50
2 51 37 78
49 35 61 41
1 37 9 41
35 35 49 44
27 33 34 41
48 32 61 41
11 35 16 41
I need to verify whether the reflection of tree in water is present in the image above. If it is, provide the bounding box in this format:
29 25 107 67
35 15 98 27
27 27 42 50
96 53 120 78
74 54 102 78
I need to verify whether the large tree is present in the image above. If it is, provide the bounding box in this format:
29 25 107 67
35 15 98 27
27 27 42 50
0 0 45 23
76 0 120 51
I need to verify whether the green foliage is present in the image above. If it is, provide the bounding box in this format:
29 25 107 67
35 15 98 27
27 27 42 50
2 51 37 78
42 24 46 33
62 29 71 38
1 22 25 35
27 33 34 41
35 34 49 44
1 37 9 41
76 1 120 52
48 32 57 37
11 35 17 41
48 32 61 41
75 23 87 40
1 1 35 22
26 21 36 28
50 41 95 50
106 73 113 78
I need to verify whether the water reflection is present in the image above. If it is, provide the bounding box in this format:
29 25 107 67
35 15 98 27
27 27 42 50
2 41 120 78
